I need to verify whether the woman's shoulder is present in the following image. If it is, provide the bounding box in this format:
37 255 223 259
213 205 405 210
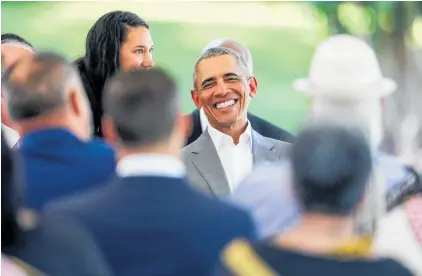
218 238 414 276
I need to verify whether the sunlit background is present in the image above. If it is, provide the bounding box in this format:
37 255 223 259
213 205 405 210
2 1 422 162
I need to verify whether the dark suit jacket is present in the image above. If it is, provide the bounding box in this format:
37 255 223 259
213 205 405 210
186 109 295 146
2 131 111 276
19 128 116 210
5 213 112 276
46 176 256 276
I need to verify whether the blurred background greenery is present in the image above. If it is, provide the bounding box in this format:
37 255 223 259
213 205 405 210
2 1 422 140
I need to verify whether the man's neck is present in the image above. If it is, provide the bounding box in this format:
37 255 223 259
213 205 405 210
1 119 17 130
118 142 180 161
274 213 355 254
209 119 248 144
18 113 85 140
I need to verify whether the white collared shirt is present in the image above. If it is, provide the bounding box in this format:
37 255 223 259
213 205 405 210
207 121 253 192
199 108 209 132
117 153 186 178
2 124 20 148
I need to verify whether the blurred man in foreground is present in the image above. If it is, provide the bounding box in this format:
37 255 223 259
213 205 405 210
219 123 413 276
185 38 294 146
1 133 111 276
230 34 421 239
46 68 256 276
1 33 35 147
1 52 115 210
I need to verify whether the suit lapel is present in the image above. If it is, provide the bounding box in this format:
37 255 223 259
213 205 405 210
252 130 280 165
189 130 231 196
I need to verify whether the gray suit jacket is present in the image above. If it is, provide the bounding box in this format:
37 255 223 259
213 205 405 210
181 129 291 197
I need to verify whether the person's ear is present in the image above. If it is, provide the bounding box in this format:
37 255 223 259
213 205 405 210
191 90 202 109
102 116 118 146
68 89 82 116
248 76 258 98
180 113 192 140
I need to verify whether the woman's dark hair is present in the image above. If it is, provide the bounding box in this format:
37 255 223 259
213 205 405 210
75 11 149 137
1 133 23 251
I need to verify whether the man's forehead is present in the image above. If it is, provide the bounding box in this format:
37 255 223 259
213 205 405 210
197 55 239 79
1 43 34 69
1 43 34 53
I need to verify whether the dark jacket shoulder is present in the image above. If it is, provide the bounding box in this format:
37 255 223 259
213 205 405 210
8 212 112 276
247 112 295 143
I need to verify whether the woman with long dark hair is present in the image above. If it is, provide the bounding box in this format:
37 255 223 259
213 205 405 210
75 11 154 137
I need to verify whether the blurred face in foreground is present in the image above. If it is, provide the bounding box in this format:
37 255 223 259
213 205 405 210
1 44 34 127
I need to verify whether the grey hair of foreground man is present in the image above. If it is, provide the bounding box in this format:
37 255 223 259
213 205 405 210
1 52 84 121
103 68 180 147
202 38 253 76
193 47 250 89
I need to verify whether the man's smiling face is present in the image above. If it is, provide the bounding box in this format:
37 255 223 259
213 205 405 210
192 54 256 130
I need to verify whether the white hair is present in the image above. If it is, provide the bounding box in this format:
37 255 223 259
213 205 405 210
353 170 387 235
1 40 34 52
310 97 383 150
202 38 254 76
308 97 387 235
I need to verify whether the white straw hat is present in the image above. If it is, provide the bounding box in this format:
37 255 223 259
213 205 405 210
293 35 397 101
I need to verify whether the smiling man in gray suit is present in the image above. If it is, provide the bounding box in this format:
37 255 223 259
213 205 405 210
182 47 291 197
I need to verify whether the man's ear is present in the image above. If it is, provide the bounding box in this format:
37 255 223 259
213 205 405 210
69 89 81 116
191 90 202 109
248 76 258 98
102 116 118 146
180 113 192 141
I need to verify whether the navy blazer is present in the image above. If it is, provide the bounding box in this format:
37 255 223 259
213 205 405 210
5 213 112 276
19 128 116 210
185 109 295 146
46 176 256 276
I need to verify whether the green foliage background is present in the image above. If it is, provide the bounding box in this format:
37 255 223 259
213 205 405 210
7 1 410 134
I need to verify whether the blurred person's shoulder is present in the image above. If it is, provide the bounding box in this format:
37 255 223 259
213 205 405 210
84 138 116 165
188 186 257 231
377 152 421 209
13 212 112 276
87 137 115 155
374 195 422 276
217 238 414 276
231 160 293 208
230 161 300 238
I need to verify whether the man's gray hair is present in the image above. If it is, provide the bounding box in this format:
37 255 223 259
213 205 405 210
1 52 83 121
103 68 180 147
193 47 249 89
202 38 254 75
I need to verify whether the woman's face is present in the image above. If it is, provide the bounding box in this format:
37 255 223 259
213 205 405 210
120 26 154 71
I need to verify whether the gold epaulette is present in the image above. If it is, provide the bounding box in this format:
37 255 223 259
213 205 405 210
222 239 279 276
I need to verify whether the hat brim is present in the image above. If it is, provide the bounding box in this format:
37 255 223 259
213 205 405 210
293 78 397 100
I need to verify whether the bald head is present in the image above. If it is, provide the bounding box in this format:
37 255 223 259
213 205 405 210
203 38 253 75
1 34 34 75
1 52 84 121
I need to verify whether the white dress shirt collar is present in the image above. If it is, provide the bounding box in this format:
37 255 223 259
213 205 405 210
207 120 253 149
199 108 209 132
207 120 253 192
117 153 186 178
2 124 20 148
